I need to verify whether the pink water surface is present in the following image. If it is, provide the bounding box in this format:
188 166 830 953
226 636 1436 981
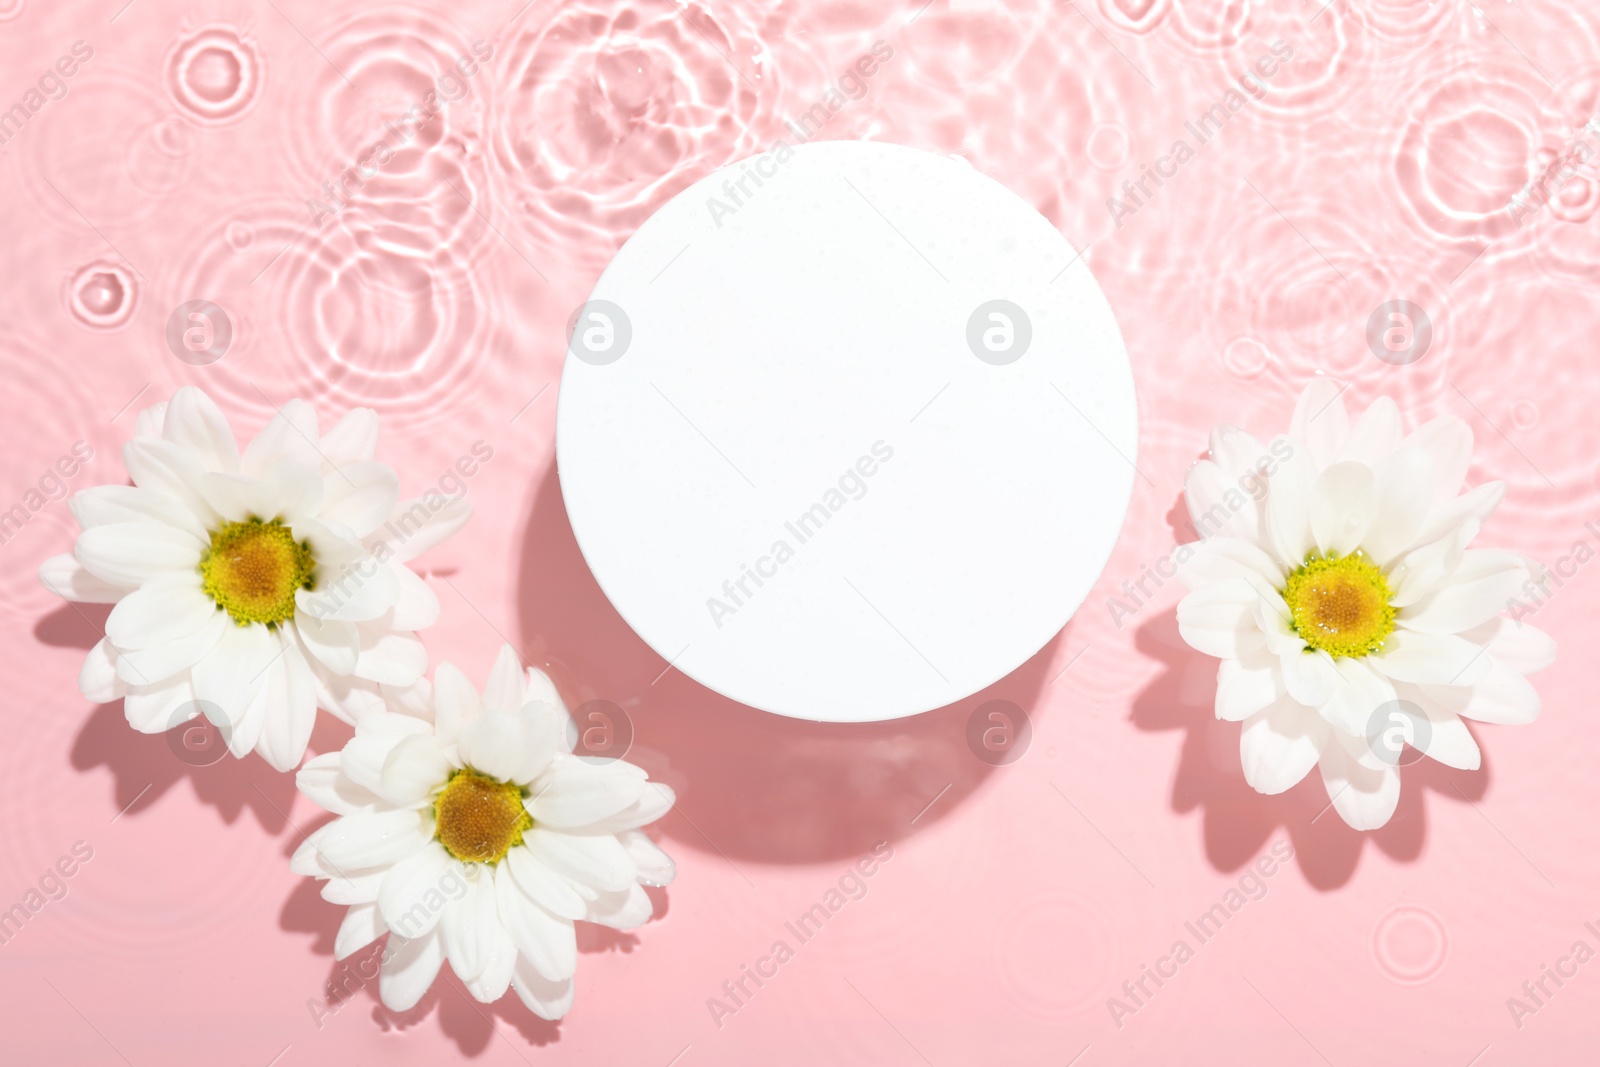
3 0 1599 1064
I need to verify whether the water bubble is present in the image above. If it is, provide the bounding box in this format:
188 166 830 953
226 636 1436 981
167 27 262 124
1085 122 1131 171
1221 335 1271 378
65 262 138 330
1372 905 1449 986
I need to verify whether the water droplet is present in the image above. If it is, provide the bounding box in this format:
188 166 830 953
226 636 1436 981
66 262 138 330
1372 905 1449 986
1222 335 1272 378
167 27 261 124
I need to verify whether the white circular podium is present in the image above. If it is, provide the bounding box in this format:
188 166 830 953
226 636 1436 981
557 140 1136 722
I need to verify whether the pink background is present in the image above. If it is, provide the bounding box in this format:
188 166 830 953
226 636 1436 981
3 0 1599 1063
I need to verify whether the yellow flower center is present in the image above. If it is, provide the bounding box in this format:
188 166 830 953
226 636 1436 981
199 518 315 627
1283 552 1395 658
433 769 533 865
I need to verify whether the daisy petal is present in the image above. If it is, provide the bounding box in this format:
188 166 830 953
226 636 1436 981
523 828 635 893
255 638 319 772
162 387 240 473
298 752 383 816
431 662 482 744
383 494 472 564
123 675 196 734
1460 618 1555 674
504 848 588 921
1401 415 1473 504
1184 458 1260 543
1318 656 1396 737
1413 481 1504 550
78 638 126 703
494 864 578 981
582 782 677 835
1289 379 1349 469
317 809 432 871
321 408 379 467
1318 744 1401 830
191 621 282 728
464 924 518 1003
1308 461 1378 558
1174 537 1283 592
352 627 428 687
379 930 446 1013
121 439 216 525
334 903 386 960
115 610 227 686
104 571 215 650
1414 706 1481 770
1420 660 1541 725
1401 551 1533 635
1265 435 1319 568
242 399 321 476
1214 640 1284 721
510 956 574 1021
1336 396 1402 467
1177 579 1264 660
441 869 499 982
40 552 130 603
296 613 360 676
461 708 563 786
1239 697 1328 794
75 522 203 587
1360 448 1435 567
621 830 676 886
1279 648 1338 708
528 756 648 829
379 842 456 939
1390 519 1476 608
389 566 440 631
321 462 399 539
585 884 652 931
380 734 452 807
482 644 526 716
69 484 201 535
1372 631 1491 687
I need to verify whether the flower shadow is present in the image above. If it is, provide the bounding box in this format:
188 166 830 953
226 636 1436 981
45 598 302 831
1130 610 1490 891
69 700 300 832
514 459 1058 865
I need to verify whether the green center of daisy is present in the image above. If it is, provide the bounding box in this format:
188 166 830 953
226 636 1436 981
199 518 315 627
1283 552 1396 658
433 769 533 865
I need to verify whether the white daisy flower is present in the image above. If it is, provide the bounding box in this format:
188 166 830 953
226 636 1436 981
1175 379 1556 830
290 644 676 1019
40 387 468 771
